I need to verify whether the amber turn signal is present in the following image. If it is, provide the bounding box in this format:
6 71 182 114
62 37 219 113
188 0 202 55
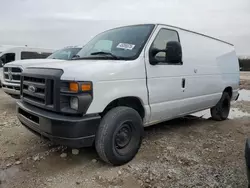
69 82 79 92
81 83 92 91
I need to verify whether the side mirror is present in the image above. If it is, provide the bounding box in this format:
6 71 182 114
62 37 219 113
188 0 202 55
149 48 168 65
166 41 182 64
149 41 182 65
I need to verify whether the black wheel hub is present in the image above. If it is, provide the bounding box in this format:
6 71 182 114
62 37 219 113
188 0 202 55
115 124 132 149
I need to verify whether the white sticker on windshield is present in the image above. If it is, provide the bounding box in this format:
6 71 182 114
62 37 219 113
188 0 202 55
117 43 135 50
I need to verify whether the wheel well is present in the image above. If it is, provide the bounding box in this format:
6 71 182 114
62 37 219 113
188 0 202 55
101 97 145 118
223 87 232 98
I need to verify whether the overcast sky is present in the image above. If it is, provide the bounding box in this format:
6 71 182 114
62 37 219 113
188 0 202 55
0 0 250 55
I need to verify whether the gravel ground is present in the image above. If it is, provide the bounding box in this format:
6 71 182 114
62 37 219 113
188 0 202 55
1 74 250 188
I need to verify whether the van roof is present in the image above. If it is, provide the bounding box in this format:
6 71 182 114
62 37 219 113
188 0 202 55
0 45 22 52
0 45 54 53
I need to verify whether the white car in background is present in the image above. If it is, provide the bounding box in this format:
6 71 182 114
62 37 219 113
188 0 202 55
0 45 53 87
2 46 82 98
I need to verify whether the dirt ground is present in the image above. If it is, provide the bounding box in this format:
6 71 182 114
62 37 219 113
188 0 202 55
1 74 250 188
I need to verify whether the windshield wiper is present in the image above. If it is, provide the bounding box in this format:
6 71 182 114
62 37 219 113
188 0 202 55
71 54 80 60
90 51 120 60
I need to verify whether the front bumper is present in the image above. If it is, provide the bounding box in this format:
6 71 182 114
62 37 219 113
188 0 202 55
17 101 101 148
2 81 20 96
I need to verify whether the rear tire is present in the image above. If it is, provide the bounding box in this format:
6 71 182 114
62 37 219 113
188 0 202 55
95 106 143 166
210 92 231 121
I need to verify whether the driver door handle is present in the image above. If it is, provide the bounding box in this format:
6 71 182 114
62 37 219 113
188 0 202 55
182 78 186 88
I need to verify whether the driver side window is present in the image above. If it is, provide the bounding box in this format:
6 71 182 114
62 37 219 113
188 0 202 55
151 29 179 62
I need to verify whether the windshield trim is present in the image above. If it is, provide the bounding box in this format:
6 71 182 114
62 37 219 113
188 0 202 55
75 24 156 61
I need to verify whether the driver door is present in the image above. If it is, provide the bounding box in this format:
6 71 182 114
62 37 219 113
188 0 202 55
144 25 186 124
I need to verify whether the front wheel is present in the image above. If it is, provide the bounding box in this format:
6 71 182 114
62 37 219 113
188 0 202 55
95 106 143 166
210 92 231 121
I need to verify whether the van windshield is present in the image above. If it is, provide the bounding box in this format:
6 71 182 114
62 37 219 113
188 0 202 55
75 24 155 60
47 48 81 60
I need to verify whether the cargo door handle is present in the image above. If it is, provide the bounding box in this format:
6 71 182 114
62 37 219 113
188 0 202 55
182 78 186 88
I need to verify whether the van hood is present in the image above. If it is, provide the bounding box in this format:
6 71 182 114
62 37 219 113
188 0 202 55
27 59 143 81
4 59 63 68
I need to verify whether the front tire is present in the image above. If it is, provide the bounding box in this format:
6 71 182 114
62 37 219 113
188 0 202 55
210 92 231 121
95 106 143 166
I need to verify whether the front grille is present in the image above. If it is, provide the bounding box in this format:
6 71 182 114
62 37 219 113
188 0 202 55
20 68 63 112
24 76 45 84
22 76 54 106
3 67 8 72
4 67 22 83
2 84 20 90
12 67 22 73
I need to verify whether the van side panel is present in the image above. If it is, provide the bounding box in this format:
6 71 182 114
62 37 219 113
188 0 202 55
144 25 239 125
177 29 239 113
216 50 240 100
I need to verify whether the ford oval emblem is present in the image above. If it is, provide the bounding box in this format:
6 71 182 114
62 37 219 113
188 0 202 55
28 85 36 93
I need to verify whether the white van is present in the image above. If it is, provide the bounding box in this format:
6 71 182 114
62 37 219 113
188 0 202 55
2 46 82 98
16 24 240 165
0 46 53 87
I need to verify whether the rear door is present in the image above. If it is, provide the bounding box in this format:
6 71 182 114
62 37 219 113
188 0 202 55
144 25 187 123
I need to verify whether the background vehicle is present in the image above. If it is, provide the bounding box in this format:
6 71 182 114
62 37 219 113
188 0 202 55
16 24 239 165
46 46 82 60
0 45 53 88
2 46 82 98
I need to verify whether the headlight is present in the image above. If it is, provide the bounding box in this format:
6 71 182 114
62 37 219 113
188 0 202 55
70 97 78 110
60 81 93 113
